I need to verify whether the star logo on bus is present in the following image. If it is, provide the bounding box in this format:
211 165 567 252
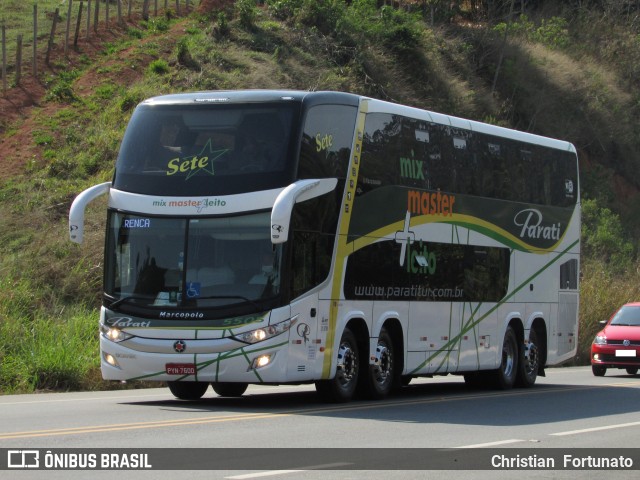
173 340 187 353
183 139 229 180
395 211 415 267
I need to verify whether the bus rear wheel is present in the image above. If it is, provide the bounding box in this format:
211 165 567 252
360 328 395 399
211 382 248 397
516 328 539 388
493 326 518 389
167 381 209 400
315 328 359 402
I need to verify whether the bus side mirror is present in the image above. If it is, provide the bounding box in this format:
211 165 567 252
69 182 111 244
271 178 338 244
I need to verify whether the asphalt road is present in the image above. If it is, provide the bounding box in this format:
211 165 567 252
1 366 639 479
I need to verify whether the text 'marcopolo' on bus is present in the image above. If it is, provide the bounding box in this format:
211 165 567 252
69 90 580 401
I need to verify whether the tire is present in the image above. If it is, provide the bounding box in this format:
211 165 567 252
211 382 248 397
315 328 360 403
591 365 606 377
167 381 209 400
625 367 638 375
493 326 518 389
359 328 396 399
516 328 540 388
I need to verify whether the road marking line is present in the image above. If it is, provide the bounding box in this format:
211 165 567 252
1 382 636 440
226 471 304 479
455 439 526 448
225 463 352 479
550 420 640 436
0 392 170 406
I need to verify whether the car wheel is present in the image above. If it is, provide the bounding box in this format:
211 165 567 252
591 365 606 377
625 367 638 375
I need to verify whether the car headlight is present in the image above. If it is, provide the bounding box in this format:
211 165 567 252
100 323 134 343
233 316 298 344
593 335 607 345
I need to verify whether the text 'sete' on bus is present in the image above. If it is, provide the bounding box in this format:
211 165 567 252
69 90 580 402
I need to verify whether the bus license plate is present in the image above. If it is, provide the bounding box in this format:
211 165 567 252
166 363 196 375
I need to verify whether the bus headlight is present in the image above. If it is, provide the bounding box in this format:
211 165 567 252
249 354 273 371
233 317 298 344
103 352 121 368
100 324 133 343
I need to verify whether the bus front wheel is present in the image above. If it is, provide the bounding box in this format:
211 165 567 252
315 328 360 402
167 381 209 400
211 382 248 397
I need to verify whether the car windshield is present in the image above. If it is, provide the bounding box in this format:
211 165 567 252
105 211 282 314
610 306 640 326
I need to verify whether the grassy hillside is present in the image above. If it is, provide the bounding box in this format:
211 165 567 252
1 0 639 393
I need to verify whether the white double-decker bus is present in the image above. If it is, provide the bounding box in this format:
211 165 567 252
69 90 580 401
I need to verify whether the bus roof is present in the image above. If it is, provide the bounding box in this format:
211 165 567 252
140 90 361 107
139 90 576 153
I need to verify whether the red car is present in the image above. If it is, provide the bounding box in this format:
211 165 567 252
591 302 640 376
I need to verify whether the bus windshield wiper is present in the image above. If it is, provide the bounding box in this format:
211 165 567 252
195 295 263 312
107 295 153 310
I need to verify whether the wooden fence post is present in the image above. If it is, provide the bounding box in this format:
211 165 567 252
65 0 73 56
117 0 123 26
143 0 150 20
1 24 7 92
94 0 99 33
75 2 84 48
33 4 38 77
46 8 60 65
86 0 91 40
15 34 22 85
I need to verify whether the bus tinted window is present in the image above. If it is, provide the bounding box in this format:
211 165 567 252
114 103 299 196
360 113 577 207
298 104 357 179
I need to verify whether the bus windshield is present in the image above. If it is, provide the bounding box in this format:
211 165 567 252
113 103 298 196
105 211 282 314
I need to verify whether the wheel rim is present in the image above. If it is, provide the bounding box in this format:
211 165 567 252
336 340 358 388
502 337 516 377
524 338 539 377
373 341 393 386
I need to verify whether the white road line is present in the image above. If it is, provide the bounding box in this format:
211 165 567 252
455 439 526 448
550 420 640 436
0 392 170 406
225 463 352 479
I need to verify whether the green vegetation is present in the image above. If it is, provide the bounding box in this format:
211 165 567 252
1 1 639 393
